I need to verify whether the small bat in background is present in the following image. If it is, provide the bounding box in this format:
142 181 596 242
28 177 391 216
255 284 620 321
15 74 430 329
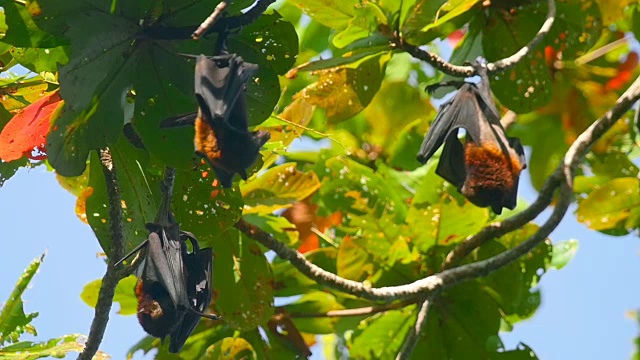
115 186 218 353
416 63 526 214
162 53 270 188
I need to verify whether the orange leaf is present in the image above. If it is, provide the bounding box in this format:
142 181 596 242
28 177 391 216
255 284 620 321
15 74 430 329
0 90 63 161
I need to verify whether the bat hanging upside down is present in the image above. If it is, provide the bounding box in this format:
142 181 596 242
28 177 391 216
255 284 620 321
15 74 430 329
115 182 218 353
416 62 526 214
161 50 270 188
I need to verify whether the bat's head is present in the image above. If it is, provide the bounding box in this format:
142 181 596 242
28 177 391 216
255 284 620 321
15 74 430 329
136 280 180 338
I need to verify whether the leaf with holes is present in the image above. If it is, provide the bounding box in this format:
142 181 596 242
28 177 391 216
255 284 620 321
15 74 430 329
241 162 321 215
214 229 274 331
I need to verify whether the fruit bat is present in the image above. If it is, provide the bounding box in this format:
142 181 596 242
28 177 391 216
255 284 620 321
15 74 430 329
161 51 270 188
115 187 218 353
416 64 526 214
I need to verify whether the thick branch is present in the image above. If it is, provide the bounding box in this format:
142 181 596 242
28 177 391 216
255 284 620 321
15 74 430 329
237 74 640 302
142 0 275 40
398 0 556 77
78 149 127 360
396 297 434 360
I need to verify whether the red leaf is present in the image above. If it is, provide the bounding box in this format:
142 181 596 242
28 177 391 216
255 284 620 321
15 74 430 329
0 90 63 161
447 29 465 47
605 52 638 92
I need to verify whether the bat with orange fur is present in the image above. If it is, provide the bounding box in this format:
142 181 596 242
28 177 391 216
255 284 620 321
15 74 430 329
416 63 526 214
161 52 270 188
115 183 218 353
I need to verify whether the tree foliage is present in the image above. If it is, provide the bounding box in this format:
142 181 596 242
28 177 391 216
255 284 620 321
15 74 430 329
0 0 639 359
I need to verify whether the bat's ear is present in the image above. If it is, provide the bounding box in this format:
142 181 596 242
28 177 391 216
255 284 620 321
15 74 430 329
238 169 249 180
508 137 527 170
491 204 503 215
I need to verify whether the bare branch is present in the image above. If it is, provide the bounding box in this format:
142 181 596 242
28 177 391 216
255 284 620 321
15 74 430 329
192 1 228 40
398 0 556 77
78 149 127 360
396 297 434 360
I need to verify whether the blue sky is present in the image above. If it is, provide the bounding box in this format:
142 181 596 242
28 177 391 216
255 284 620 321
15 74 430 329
0 157 638 359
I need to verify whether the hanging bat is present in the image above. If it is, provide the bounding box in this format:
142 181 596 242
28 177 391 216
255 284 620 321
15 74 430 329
115 187 218 353
416 63 526 214
161 53 270 188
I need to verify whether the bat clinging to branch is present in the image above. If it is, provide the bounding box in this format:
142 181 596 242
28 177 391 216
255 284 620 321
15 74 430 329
162 41 270 188
416 63 526 214
115 182 218 353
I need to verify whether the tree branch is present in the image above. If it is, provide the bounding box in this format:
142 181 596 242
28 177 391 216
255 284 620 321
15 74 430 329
395 296 434 360
142 0 275 41
286 298 418 319
236 74 640 303
397 0 556 77
78 149 127 360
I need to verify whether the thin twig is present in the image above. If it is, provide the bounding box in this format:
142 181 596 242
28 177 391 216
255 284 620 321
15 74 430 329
236 74 640 302
396 296 434 360
78 149 127 360
398 0 556 77
192 1 228 40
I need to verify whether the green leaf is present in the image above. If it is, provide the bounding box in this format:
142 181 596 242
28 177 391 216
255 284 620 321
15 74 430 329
214 229 274 331
481 6 552 113
0 0 67 48
0 334 108 359
294 45 391 72
402 0 480 45
333 2 387 48
203 337 257 360
272 248 338 297
80 275 138 316
577 177 640 232
46 11 139 176
303 52 391 123
285 292 345 334
0 253 44 345
243 214 300 247
241 162 321 214
409 283 503 359
9 46 69 73
349 308 414 359
474 224 553 324
287 0 358 30
318 156 408 223
407 198 490 253
550 239 578 270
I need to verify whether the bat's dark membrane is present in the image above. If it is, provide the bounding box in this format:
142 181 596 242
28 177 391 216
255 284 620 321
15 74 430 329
417 65 526 214
162 54 270 188
116 195 218 353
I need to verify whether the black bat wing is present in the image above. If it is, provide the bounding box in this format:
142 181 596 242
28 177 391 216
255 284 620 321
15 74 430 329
169 247 214 353
418 83 479 169
195 54 258 124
